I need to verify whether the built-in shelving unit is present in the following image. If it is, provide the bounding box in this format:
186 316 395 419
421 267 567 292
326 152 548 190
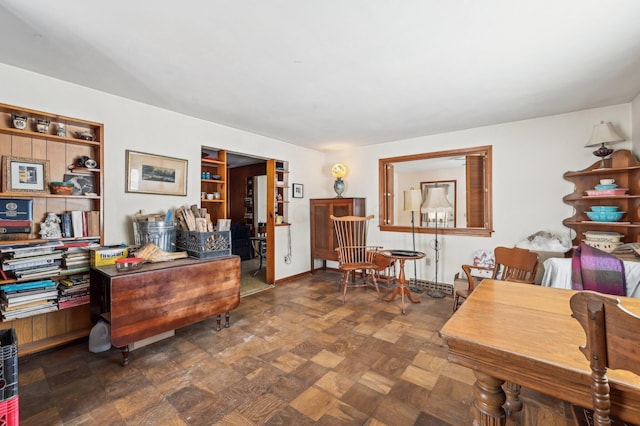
0 102 104 355
201 149 227 225
563 149 640 248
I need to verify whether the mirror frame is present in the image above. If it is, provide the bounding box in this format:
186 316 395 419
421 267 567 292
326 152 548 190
378 145 493 237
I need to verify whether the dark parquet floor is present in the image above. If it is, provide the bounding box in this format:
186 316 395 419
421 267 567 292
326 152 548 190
18 271 576 425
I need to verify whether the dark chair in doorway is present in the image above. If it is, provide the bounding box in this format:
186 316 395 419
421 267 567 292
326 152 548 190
231 222 252 261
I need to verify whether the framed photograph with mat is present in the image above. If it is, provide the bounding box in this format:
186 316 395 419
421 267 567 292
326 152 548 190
292 183 304 198
2 156 50 193
63 174 95 195
126 150 188 196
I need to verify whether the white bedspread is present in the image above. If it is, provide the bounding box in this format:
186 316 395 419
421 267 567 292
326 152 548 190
541 257 640 298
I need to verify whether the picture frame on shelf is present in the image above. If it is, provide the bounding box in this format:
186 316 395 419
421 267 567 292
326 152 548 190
292 183 304 198
126 150 188 196
63 173 95 195
2 156 50 193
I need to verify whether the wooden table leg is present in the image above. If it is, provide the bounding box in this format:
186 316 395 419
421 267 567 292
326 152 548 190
216 314 222 331
503 381 522 414
383 258 420 314
224 311 230 328
121 345 130 366
472 370 506 426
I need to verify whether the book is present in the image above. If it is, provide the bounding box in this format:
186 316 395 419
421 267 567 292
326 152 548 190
71 211 84 238
1 279 56 292
60 213 72 238
2 302 57 320
1 289 58 305
0 220 32 227
0 226 31 234
86 211 100 237
58 293 89 310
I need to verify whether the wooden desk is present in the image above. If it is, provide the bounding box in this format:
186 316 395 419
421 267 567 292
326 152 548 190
380 250 425 314
90 256 241 365
439 280 640 425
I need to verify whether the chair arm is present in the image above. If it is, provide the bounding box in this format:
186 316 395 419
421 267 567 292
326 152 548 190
461 264 494 291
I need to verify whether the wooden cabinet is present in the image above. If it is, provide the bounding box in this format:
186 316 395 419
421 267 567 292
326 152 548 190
0 102 104 355
563 150 640 248
201 149 227 225
310 197 366 273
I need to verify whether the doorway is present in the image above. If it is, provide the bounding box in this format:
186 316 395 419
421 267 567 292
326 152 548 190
225 151 274 295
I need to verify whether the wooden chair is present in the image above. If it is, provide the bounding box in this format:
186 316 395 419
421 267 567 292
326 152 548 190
570 291 640 426
330 214 381 303
368 250 396 290
453 246 539 312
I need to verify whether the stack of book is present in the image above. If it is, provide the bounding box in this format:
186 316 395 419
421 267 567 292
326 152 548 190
57 274 90 309
0 279 58 320
1 243 64 281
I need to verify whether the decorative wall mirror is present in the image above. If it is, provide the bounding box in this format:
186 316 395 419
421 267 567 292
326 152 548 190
378 145 493 237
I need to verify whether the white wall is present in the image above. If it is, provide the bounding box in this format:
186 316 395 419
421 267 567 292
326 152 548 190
0 63 323 281
325 104 633 284
2 62 637 286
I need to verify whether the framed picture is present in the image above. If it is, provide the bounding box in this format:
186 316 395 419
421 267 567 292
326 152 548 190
292 183 304 198
420 180 457 227
63 173 95 195
126 150 188 196
2 156 50 193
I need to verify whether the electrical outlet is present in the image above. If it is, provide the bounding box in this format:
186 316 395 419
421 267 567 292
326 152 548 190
425 257 431 266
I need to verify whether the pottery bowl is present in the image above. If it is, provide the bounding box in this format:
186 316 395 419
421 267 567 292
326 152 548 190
586 210 625 222
600 179 615 185
49 181 75 195
590 206 619 212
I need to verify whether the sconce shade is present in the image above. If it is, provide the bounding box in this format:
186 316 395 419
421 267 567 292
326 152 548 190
403 189 422 212
584 121 625 148
421 186 452 213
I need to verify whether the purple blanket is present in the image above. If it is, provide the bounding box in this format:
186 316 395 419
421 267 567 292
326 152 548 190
571 242 626 296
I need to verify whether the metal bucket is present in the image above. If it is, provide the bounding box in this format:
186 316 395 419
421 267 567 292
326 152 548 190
133 221 176 252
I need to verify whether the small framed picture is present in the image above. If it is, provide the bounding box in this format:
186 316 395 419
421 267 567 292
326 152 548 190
63 173 95 195
2 156 50 193
292 183 304 198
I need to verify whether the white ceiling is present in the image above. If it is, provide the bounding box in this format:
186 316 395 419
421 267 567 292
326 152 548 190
1 1 640 152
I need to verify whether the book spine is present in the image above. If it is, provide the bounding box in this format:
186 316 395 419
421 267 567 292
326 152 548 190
0 220 32 227
58 294 89 309
61 213 72 238
0 226 31 234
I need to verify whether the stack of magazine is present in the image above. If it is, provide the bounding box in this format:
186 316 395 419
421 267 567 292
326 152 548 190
57 274 90 309
1 242 64 281
0 279 58 320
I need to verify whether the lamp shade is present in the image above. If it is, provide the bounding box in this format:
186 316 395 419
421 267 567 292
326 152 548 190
331 163 347 179
584 121 625 147
421 186 452 213
403 189 422 212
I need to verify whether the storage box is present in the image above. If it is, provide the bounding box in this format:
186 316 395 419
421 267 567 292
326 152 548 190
0 329 18 402
176 230 231 259
90 247 129 267
0 198 32 221
0 395 18 425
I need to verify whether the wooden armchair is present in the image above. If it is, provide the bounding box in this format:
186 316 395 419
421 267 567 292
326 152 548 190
330 214 381 303
570 291 640 426
453 246 539 312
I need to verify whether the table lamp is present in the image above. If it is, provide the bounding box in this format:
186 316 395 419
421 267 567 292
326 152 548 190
584 121 625 168
404 188 422 290
421 186 453 298
331 163 347 198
